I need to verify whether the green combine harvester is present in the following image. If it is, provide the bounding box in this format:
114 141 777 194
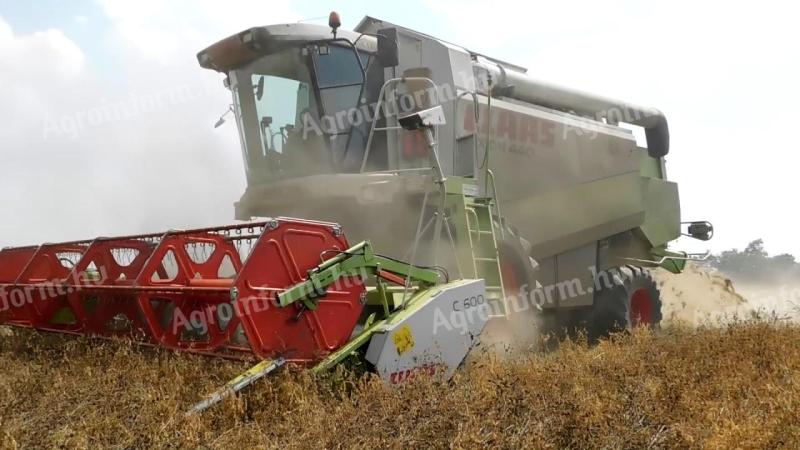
199 12 712 335
0 12 712 412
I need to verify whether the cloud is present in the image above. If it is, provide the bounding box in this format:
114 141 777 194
97 0 300 63
0 17 84 82
0 16 88 157
0 4 294 247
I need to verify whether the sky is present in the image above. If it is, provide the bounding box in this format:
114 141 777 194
0 0 798 256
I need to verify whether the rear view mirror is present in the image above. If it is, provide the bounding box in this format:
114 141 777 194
255 76 265 101
376 28 398 67
398 105 446 130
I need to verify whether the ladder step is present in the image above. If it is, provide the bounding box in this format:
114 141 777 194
469 230 493 235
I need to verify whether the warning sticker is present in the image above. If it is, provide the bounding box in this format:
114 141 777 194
392 325 415 356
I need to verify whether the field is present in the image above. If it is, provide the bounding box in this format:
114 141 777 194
0 319 798 449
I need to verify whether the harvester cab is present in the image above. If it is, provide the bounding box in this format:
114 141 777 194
199 18 376 180
197 14 520 314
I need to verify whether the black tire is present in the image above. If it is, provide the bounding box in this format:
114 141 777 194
588 266 662 343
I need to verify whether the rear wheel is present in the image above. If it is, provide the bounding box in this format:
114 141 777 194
588 266 662 343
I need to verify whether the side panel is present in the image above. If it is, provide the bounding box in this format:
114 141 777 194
640 178 681 248
365 279 488 383
456 96 647 260
508 172 645 260
555 243 597 308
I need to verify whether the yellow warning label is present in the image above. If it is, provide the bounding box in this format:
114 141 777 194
392 325 415 356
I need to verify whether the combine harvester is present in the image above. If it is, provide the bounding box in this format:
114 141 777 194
0 13 712 412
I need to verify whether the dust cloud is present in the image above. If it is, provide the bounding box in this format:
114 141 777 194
476 304 544 358
474 262 800 358
654 263 800 325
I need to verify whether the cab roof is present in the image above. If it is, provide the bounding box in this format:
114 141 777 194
197 22 376 73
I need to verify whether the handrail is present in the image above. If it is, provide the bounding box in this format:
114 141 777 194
486 169 504 240
359 76 441 173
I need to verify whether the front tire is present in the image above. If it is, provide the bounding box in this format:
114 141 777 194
481 222 540 349
588 266 662 343
495 222 537 301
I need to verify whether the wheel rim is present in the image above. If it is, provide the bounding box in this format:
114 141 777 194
630 288 654 326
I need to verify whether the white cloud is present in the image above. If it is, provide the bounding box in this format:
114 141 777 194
0 16 89 146
96 0 300 63
0 8 280 246
0 17 84 79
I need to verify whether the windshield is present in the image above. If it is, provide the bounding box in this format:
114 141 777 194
230 44 370 184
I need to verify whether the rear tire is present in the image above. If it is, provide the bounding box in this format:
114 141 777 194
588 266 662 343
